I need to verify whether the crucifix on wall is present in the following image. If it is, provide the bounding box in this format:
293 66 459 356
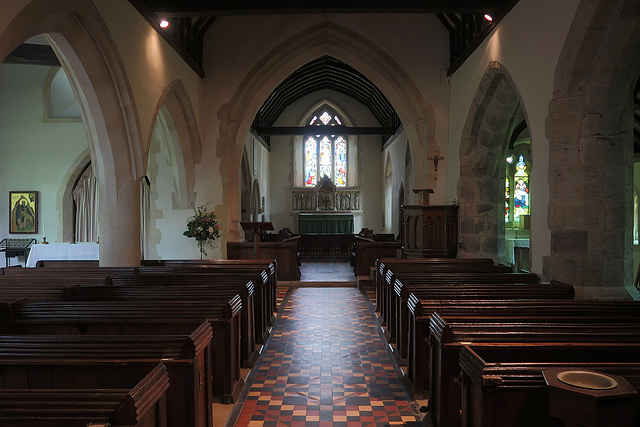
428 151 445 180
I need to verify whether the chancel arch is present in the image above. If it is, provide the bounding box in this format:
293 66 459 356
458 61 530 267
217 21 433 243
1 0 144 266
545 0 640 296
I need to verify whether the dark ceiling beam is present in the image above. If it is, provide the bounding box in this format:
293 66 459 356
444 0 520 75
257 56 395 127
254 125 398 136
3 43 60 67
128 0 205 77
144 0 506 17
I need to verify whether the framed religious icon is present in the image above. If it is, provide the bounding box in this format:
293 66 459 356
9 191 38 234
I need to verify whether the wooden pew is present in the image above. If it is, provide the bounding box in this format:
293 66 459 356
1 266 138 277
0 299 243 404
34 259 100 268
68 274 259 368
0 322 211 427
374 258 508 322
385 268 532 330
0 362 169 427
137 264 275 343
0 277 109 303
352 239 402 277
459 343 640 427
391 278 572 364
139 259 278 328
227 241 299 281
407 299 640 397
429 312 640 427
383 271 541 354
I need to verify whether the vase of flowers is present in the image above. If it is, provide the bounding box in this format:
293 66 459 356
183 203 221 259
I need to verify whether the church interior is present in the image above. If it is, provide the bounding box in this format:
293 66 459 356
0 0 640 426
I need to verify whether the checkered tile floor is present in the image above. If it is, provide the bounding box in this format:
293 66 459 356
228 287 423 426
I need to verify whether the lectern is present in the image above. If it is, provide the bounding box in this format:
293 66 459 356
240 221 274 258
412 188 434 206
240 221 274 243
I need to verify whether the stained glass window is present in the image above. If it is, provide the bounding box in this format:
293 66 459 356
319 136 332 180
513 154 530 219
634 191 639 246
334 136 347 186
505 176 510 222
304 136 317 186
303 108 347 187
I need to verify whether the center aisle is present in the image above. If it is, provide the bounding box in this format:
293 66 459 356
228 287 423 426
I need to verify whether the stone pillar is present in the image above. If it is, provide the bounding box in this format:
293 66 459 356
98 178 141 267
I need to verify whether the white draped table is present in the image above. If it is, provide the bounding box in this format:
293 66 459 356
26 243 99 267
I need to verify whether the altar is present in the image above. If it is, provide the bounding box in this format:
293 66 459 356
26 243 99 267
298 213 354 234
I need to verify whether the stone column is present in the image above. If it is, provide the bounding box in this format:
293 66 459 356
98 177 141 266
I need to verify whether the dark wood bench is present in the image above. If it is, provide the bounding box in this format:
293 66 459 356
429 313 640 427
374 258 509 320
227 241 299 281
353 239 402 277
139 259 278 327
384 268 531 328
459 343 640 427
0 362 169 427
0 276 110 303
390 278 572 364
1 266 139 277
382 271 542 354
0 322 211 427
407 299 640 397
34 259 101 268
68 274 259 368
0 299 243 404
137 264 275 343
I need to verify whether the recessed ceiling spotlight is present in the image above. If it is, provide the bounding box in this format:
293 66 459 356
159 20 170 28
484 14 493 22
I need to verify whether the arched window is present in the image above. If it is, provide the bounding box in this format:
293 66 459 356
505 176 510 222
513 154 530 219
304 108 347 187
505 154 530 226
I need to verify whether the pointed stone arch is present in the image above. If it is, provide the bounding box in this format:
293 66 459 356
0 0 143 265
458 62 529 264
150 80 201 209
217 21 434 242
544 0 640 296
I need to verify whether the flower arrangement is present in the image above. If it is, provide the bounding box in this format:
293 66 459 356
183 202 221 259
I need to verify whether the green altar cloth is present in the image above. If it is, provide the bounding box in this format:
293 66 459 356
298 213 354 234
